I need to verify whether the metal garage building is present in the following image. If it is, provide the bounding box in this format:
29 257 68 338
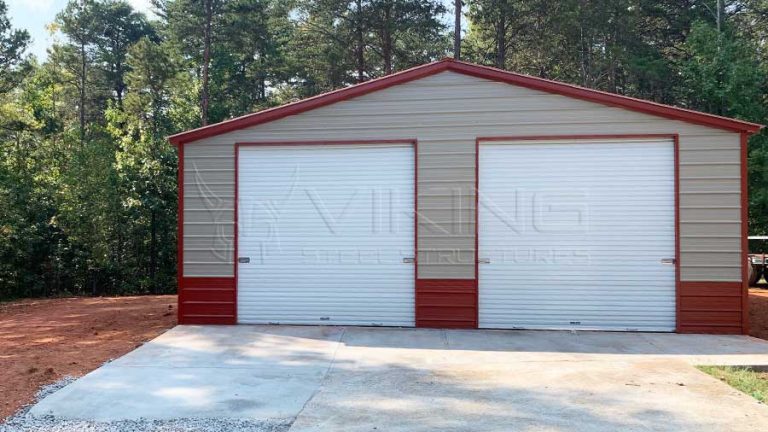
169 58 761 334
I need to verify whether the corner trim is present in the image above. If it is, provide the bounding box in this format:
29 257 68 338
741 132 750 334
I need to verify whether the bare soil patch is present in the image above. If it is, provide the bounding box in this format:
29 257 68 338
750 288 768 341
0 295 177 420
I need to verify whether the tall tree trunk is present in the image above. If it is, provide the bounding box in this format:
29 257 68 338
382 4 392 75
355 0 365 82
495 13 506 68
51 55 59 148
114 39 124 108
201 0 213 126
116 63 124 108
607 35 616 93
578 12 589 87
150 210 157 294
79 40 86 146
716 0 722 33
454 0 461 60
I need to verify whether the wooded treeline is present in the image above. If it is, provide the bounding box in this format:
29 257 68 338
0 0 767 299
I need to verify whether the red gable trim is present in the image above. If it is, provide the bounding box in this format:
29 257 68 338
169 60 449 145
450 61 762 135
169 58 762 145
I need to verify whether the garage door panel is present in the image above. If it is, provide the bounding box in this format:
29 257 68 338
237 144 415 326
479 140 676 331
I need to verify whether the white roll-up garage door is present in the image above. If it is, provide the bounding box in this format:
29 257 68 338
237 144 415 326
478 139 676 331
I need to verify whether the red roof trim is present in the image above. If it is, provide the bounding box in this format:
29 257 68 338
450 61 762 134
169 58 762 145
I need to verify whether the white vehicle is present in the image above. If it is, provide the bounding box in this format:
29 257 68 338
749 236 768 286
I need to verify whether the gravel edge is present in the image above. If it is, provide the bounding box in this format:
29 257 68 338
0 417 293 432
1 377 293 432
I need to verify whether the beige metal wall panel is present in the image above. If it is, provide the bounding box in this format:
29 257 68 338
185 197 235 209
416 140 476 278
183 142 235 277
681 237 741 250
680 266 742 281
182 221 234 237
181 71 743 282
680 193 740 208
680 208 740 221
184 209 235 223
681 222 741 237
679 149 740 163
680 179 740 193
680 164 739 178
185 249 234 265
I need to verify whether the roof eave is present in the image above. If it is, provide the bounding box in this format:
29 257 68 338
446 61 763 135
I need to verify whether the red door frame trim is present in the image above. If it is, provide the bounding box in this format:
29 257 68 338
177 144 184 322
741 132 750 335
233 143 239 323
234 139 419 325
674 134 682 330
475 134 681 330
474 137 480 326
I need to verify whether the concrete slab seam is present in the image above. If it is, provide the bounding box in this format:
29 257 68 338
290 327 348 426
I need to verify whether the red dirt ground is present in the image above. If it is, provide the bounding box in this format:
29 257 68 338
751 288 768 341
0 295 177 420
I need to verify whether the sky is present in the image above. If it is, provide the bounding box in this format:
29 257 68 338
6 0 460 61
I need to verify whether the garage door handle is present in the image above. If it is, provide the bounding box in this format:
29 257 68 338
403 257 415 263
238 257 250 263
661 258 676 265
478 258 490 264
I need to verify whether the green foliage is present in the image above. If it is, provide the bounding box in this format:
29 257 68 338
464 0 684 98
698 366 768 403
679 20 766 118
90 1 157 104
2 0 768 299
290 0 447 92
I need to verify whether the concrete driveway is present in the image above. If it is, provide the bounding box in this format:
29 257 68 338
28 326 768 431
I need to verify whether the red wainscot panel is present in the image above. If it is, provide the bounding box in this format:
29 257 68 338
678 281 744 334
179 277 236 325
416 279 478 328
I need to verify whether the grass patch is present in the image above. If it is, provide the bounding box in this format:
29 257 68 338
698 366 768 403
